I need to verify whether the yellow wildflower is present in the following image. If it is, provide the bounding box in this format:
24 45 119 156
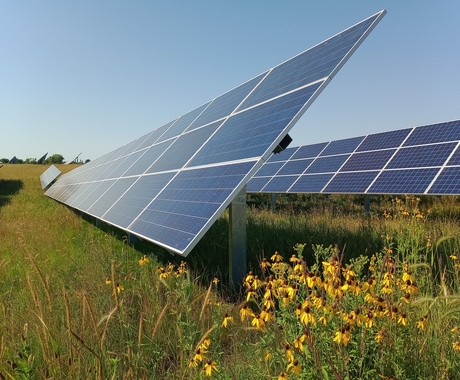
287 359 301 375
138 255 149 265
222 313 234 328
271 251 283 263
105 278 111 285
240 304 253 322
204 360 218 377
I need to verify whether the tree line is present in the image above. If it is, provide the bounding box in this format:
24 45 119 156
0 154 90 164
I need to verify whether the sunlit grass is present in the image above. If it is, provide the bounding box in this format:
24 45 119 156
1 165 460 378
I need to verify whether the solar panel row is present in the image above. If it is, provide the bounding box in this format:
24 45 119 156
247 119 460 195
40 165 62 189
44 11 386 255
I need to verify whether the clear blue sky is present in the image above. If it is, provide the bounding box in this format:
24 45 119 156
1 1 459 162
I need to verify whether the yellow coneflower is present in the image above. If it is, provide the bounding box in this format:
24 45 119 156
453 341 460 352
260 258 271 271
284 343 294 362
239 303 253 322
333 326 350 346
251 313 265 330
246 287 257 302
299 306 316 326
192 348 206 363
105 278 111 285
212 278 219 285
222 313 234 328
278 372 290 380
397 312 408 326
365 311 375 328
271 251 283 263
416 315 428 330
200 338 211 350
287 359 301 375
203 360 218 377
138 255 149 265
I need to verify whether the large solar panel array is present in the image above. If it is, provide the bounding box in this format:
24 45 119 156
247 119 460 195
44 11 385 255
40 165 62 189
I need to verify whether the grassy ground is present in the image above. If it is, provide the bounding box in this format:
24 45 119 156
1 164 460 379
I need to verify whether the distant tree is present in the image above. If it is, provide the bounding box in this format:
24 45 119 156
25 158 37 164
0 158 8 163
45 154 65 164
16 158 24 164
85 159 91 163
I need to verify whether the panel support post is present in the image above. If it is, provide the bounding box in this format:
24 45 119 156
364 194 371 214
271 193 277 213
128 233 137 245
229 185 247 290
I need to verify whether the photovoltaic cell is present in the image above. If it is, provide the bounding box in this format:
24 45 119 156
262 176 299 192
187 81 324 167
248 119 460 196
340 150 395 172
277 159 314 175
40 165 61 189
403 120 460 146
266 147 298 162
320 136 364 156
369 168 439 194
428 167 460 195
356 128 411 151
290 174 334 193
305 155 349 173
103 172 176 228
253 162 285 177
238 13 381 110
45 11 386 255
291 142 327 159
386 143 456 169
324 171 378 193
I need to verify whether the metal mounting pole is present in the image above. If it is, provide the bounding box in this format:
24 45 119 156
229 185 247 289
271 193 277 213
364 194 371 214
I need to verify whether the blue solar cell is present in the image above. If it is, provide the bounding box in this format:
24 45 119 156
340 149 396 172
78 180 116 212
404 120 460 146
135 120 178 152
428 167 460 194
238 13 381 110
266 147 298 162
185 73 267 132
103 172 177 228
291 142 328 159
447 146 460 166
324 171 378 193
386 143 456 169
87 177 138 218
188 82 323 167
119 132 153 156
40 165 61 189
262 176 299 192
146 121 222 174
369 168 439 194
106 150 145 179
156 103 210 143
289 174 334 193
129 161 256 251
253 161 285 176
69 182 100 208
277 159 313 175
320 136 364 156
246 177 271 192
305 155 349 173
357 128 411 152
122 140 175 177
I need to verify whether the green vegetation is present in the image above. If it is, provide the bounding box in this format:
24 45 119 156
1 165 460 379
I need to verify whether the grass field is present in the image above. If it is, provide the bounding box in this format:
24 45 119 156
1 164 460 379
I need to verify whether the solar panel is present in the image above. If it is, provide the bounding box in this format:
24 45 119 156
45 11 385 255
248 119 460 195
40 165 62 189
37 153 48 165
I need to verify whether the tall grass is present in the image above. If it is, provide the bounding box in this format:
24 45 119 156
1 165 460 378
